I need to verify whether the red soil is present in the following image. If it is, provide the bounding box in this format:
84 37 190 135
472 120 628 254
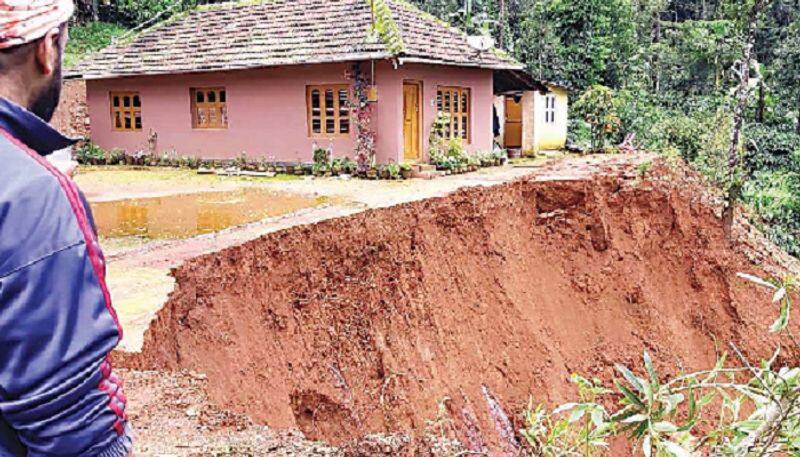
131 160 797 453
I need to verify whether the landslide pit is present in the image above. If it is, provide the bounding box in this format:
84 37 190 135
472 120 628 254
132 160 797 452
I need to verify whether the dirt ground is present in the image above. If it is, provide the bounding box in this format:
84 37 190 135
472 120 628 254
88 154 800 455
77 158 561 352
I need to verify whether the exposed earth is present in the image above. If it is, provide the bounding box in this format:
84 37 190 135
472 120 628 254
75 154 800 455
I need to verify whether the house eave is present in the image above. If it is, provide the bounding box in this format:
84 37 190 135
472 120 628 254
66 52 395 81
396 56 523 71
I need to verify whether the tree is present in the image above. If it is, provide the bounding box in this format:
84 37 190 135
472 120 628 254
774 21 800 134
722 0 772 237
573 85 622 152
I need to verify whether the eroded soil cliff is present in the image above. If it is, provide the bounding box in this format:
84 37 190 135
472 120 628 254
131 160 797 453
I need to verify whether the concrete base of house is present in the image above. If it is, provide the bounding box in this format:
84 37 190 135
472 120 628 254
411 163 446 179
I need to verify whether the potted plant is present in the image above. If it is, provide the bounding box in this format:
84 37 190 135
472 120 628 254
400 162 413 179
312 162 328 177
106 148 123 165
384 162 400 180
331 158 343 176
338 157 356 176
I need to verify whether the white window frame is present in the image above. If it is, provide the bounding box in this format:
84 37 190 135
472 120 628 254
545 95 556 124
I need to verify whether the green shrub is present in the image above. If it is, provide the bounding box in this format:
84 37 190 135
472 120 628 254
446 138 467 163
567 118 592 149
383 162 401 179
112 0 194 25
312 145 331 167
573 85 622 152
74 142 107 165
743 171 800 257
429 112 452 165
65 22 128 68
744 124 800 174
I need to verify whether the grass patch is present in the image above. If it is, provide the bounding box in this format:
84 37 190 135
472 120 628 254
65 22 128 68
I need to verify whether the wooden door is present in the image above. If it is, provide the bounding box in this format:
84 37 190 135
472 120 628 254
403 82 421 160
504 96 522 148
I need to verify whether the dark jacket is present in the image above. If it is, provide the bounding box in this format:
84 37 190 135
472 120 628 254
0 98 132 456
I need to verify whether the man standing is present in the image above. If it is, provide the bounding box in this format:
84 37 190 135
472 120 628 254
0 1 132 455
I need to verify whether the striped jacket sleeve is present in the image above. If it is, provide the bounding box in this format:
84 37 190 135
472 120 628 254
0 138 132 456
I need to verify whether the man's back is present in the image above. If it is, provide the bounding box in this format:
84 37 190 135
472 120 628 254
0 98 131 456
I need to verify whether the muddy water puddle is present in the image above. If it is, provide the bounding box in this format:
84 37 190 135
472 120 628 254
91 188 327 239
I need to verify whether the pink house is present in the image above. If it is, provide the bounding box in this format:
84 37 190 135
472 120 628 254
68 0 526 165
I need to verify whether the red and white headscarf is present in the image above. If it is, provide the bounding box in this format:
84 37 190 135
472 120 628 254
0 0 73 50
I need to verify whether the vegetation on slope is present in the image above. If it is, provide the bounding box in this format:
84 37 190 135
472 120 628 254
65 21 127 68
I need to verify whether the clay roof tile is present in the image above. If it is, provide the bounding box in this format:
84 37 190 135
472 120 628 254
67 0 521 80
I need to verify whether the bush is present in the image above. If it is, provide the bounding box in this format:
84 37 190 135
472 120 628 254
573 85 622 152
74 142 107 165
657 112 710 162
312 145 331 167
744 124 800 174
429 112 452 165
111 0 193 25
65 22 128 68
567 118 592 150
743 171 800 257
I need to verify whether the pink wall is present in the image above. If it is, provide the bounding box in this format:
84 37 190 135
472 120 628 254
373 62 494 163
86 61 494 164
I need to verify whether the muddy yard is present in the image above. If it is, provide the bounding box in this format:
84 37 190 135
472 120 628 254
79 156 800 455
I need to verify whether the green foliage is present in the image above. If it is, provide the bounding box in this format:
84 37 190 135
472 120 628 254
331 157 357 175
742 171 800 257
382 162 401 179
312 145 331 167
521 374 614 456
112 0 191 25
743 124 800 173
65 22 128 67
573 85 622 152
430 137 469 170
514 0 637 88
74 142 108 164
522 272 800 456
371 0 406 54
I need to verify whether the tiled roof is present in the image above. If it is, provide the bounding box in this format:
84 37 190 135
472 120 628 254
67 0 521 80
388 0 517 70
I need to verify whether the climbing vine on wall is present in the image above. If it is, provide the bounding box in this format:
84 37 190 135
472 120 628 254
350 64 377 173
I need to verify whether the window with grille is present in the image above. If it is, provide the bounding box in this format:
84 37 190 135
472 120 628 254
436 86 470 142
306 85 350 137
191 87 228 129
545 95 556 123
110 92 142 131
